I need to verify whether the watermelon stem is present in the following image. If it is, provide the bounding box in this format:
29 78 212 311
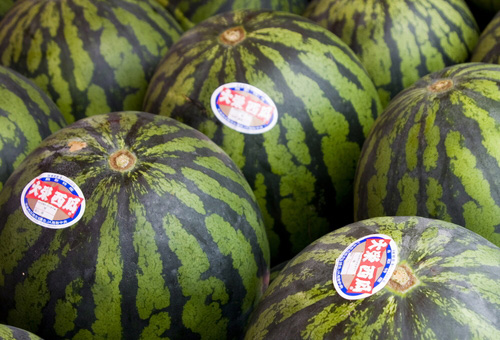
428 79 454 93
219 26 246 46
387 263 417 293
109 150 136 172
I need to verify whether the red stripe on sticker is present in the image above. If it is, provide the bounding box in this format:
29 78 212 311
347 238 391 294
217 87 274 124
26 179 83 218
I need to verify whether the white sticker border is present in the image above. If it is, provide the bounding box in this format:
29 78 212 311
20 172 86 229
210 82 278 135
332 234 398 300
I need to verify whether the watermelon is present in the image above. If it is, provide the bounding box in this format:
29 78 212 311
0 324 42 340
0 0 15 19
354 62 500 247
0 111 270 339
143 9 382 265
0 65 66 191
244 216 500 339
154 0 309 30
471 11 500 63
0 0 183 123
304 0 480 107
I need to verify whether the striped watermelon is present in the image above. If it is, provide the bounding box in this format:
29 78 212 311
0 0 183 123
143 9 382 265
0 324 42 340
354 62 500 247
155 0 309 30
471 11 500 63
244 216 500 339
304 0 480 107
0 65 66 191
0 111 270 339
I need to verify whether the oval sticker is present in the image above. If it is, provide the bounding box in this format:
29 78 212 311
210 82 278 134
20 172 85 229
332 234 398 300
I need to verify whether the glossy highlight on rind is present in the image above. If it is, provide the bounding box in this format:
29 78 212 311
143 9 382 265
0 111 270 340
305 0 480 107
354 62 500 247
0 0 183 123
244 216 500 340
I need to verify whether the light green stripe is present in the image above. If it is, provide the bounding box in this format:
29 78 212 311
245 283 331 340
253 172 278 259
424 287 500 339
54 278 84 337
302 298 364 339
425 178 451 220
258 43 365 203
396 173 419 216
389 1 425 89
85 84 110 117
261 123 327 254
445 131 500 245
155 46 216 117
62 1 93 92
163 213 228 338
47 40 73 122
143 171 206 215
0 210 42 287
221 126 246 169
182 167 269 265
26 29 43 73
113 5 166 56
193 155 254 199
91 192 123 338
0 1 41 66
40 0 60 37
344 295 398 338
131 197 170 320
406 122 420 171
365 135 391 217
423 101 440 171
139 312 172 340
453 86 500 168
8 230 63 332
135 120 181 146
205 214 260 313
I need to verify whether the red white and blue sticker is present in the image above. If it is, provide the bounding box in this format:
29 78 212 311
332 234 398 300
210 82 278 134
20 172 85 229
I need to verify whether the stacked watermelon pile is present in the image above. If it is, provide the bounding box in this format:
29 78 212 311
0 0 498 339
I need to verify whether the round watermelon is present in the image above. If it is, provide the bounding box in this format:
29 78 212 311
304 0 480 107
155 0 309 30
0 324 42 340
354 62 500 248
0 65 66 191
0 111 270 339
143 9 382 265
471 11 500 63
244 216 500 339
0 0 183 123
